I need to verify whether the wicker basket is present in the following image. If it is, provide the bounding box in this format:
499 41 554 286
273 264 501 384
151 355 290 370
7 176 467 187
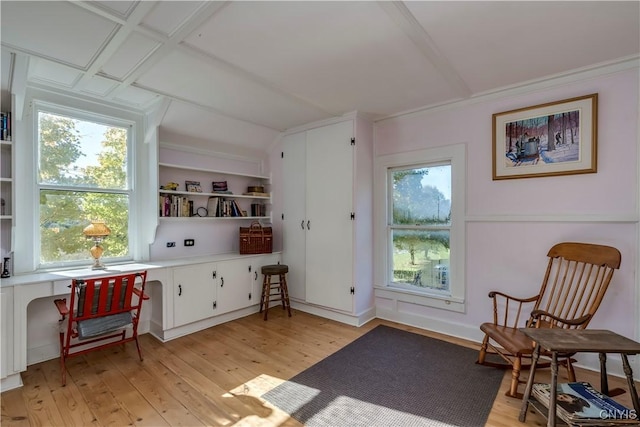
239 221 273 254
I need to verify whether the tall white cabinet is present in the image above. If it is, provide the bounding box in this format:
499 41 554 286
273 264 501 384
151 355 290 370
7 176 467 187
282 115 373 322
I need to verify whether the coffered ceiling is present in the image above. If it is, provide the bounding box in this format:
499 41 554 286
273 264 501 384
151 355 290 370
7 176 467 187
1 1 639 151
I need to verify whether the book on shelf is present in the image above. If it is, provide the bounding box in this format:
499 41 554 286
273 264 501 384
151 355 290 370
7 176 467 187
532 382 638 425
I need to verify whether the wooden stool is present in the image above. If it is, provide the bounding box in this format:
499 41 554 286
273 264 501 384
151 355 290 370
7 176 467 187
259 264 291 320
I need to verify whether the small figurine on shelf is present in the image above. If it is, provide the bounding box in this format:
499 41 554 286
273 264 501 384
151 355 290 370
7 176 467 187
160 182 179 191
1 257 10 278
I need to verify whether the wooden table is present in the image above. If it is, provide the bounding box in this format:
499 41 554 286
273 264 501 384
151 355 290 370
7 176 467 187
519 328 640 427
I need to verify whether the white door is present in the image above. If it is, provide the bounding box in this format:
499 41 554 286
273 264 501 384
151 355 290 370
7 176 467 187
305 120 354 312
173 263 217 327
282 131 307 300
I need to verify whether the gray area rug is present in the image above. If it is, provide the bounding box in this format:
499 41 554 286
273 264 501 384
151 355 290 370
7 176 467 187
262 325 504 427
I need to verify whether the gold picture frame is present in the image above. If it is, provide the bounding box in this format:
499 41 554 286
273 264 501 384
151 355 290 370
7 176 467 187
492 93 597 180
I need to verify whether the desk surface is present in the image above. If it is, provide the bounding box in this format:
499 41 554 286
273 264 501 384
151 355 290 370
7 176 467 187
521 328 640 354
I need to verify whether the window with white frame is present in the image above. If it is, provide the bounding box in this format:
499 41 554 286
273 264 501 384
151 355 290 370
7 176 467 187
374 144 466 312
36 105 133 268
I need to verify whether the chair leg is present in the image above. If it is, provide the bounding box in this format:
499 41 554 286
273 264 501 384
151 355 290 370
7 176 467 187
259 275 267 314
135 335 144 361
280 273 292 317
59 330 67 386
565 358 576 382
477 334 489 364
263 275 271 321
507 356 522 398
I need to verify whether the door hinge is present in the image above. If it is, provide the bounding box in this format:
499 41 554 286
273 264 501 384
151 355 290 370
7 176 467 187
248 265 252 273
212 271 217 279
213 301 217 309
248 292 252 300
350 212 355 220
282 213 284 220
350 287 355 294
281 151 284 158
351 137 355 146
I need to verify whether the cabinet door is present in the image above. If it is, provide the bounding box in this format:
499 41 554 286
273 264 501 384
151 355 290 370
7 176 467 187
173 263 217 327
282 131 307 300
0 287 13 379
305 120 354 312
217 258 252 314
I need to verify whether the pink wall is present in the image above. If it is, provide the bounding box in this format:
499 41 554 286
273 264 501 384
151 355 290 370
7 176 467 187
374 67 639 341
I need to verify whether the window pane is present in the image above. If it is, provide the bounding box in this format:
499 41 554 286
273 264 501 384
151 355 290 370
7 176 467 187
38 112 128 189
392 229 450 291
392 165 451 225
40 190 129 264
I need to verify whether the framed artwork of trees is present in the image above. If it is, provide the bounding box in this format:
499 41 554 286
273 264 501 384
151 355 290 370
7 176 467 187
492 93 597 180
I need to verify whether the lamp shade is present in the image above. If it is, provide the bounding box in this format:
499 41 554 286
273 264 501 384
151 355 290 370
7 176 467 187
83 220 111 237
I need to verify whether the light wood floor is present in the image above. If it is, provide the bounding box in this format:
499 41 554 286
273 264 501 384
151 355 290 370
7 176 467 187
2 309 638 427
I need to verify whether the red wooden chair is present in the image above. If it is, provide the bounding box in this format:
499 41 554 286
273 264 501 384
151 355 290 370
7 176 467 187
54 271 148 386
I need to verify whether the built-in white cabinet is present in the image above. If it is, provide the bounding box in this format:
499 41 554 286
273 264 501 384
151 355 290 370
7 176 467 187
282 116 373 316
172 262 218 327
160 252 281 339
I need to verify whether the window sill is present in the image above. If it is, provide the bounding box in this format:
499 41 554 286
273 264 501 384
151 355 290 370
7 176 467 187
374 285 465 313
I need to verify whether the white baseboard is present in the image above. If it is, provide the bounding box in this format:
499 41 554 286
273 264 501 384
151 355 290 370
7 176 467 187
0 373 23 393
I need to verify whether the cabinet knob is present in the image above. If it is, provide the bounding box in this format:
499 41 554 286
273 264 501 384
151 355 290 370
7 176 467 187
307 220 311 230
220 277 224 287
301 220 305 230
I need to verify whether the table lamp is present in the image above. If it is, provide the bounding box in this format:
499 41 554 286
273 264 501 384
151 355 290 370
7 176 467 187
83 220 111 270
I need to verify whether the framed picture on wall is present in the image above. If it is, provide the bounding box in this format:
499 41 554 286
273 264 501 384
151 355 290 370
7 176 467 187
492 93 597 180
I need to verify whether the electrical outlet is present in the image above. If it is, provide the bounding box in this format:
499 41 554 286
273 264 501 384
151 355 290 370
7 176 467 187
166 242 176 248
184 239 195 247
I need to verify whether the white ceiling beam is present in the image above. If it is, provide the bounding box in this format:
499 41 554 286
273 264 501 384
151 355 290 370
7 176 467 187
144 97 171 143
10 53 29 120
377 1 471 100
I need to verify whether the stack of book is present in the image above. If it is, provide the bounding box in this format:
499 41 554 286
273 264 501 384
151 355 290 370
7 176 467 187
207 196 245 217
160 194 193 217
1 112 11 141
532 382 638 426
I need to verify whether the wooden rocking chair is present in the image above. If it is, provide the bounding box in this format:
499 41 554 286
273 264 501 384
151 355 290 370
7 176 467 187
476 242 621 398
54 271 148 386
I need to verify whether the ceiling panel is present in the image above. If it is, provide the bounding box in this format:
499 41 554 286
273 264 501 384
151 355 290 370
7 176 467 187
160 101 280 150
101 32 161 80
140 1 207 37
406 1 640 93
81 76 118 97
93 1 139 19
183 1 459 116
136 49 329 130
28 57 82 88
0 1 119 69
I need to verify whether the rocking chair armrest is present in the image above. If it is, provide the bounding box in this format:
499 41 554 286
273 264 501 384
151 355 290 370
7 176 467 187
54 298 69 316
530 309 592 327
132 287 150 300
488 291 540 304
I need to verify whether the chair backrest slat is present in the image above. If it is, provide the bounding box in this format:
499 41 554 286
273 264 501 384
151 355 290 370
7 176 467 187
72 272 146 321
531 242 620 329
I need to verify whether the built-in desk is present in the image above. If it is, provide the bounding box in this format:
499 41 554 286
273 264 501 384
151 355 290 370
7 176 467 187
519 328 640 427
0 253 281 392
